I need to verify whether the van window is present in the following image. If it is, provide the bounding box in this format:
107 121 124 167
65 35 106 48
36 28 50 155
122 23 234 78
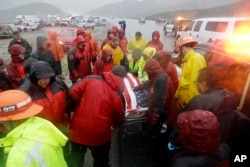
194 21 202 32
187 21 195 30
205 21 228 32
87 20 94 23
234 20 250 33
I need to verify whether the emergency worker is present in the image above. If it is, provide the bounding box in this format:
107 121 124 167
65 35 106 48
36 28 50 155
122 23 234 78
68 66 125 167
118 28 128 55
102 37 124 66
93 48 113 75
175 35 206 110
8 31 32 59
84 30 100 64
48 30 64 79
67 36 91 84
29 36 60 76
19 61 72 133
0 58 13 92
101 29 115 50
154 50 179 93
147 31 164 51
6 44 26 88
127 31 148 53
0 90 68 167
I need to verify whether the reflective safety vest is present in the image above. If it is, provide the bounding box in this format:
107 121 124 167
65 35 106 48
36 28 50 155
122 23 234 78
0 116 68 167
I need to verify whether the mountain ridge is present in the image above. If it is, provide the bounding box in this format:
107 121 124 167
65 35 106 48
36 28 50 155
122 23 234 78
0 2 68 23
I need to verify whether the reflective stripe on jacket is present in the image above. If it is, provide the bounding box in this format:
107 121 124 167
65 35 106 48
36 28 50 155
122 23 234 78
0 117 68 167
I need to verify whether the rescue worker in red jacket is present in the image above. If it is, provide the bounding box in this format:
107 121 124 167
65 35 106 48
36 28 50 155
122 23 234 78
84 30 100 65
118 28 128 55
134 58 178 167
69 65 125 167
154 50 179 93
100 29 115 50
67 36 91 84
6 44 26 88
93 48 113 75
147 30 164 51
72 28 92 57
170 110 230 167
0 58 13 92
19 61 73 134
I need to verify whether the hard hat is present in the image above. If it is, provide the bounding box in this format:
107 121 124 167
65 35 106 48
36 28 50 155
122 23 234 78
9 44 25 55
175 35 198 48
0 90 43 121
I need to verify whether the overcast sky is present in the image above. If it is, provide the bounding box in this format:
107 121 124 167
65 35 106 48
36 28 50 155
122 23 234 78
0 0 128 13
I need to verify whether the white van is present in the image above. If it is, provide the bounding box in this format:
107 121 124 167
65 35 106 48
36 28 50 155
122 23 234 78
177 17 250 44
76 19 95 29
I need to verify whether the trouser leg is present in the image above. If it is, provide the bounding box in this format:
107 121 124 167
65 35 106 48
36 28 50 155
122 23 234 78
89 142 111 167
67 141 87 167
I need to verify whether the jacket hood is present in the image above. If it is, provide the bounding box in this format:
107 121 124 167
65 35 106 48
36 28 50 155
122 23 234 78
48 30 57 41
177 110 220 154
143 47 156 59
102 72 124 92
76 28 84 35
0 117 67 148
118 29 124 35
107 29 115 36
155 50 172 67
102 48 112 59
29 61 55 81
84 30 91 37
144 58 163 80
75 36 85 45
36 36 47 49
152 31 160 39
9 44 25 62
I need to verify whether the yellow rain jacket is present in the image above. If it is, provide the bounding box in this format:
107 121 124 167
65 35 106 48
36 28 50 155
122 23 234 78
0 116 68 167
102 44 124 65
175 49 206 109
126 37 148 54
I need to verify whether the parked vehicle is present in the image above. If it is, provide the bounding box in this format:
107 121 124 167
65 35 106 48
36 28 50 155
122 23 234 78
76 19 95 29
155 17 166 24
139 18 146 23
182 17 250 44
163 19 191 37
14 15 38 25
60 19 70 27
94 18 104 26
57 27 78 52
16 22 37 32
0 24 13 38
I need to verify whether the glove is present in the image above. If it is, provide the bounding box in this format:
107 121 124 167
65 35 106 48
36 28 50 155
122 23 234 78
168 142 176 151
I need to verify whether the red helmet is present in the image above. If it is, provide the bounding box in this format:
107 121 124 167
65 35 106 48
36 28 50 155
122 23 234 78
9 44 25 55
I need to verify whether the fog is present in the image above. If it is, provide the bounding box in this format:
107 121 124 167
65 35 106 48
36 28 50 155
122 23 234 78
0 0 239 15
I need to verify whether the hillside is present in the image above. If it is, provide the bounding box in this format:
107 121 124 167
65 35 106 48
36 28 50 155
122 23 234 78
88 0 238 18
0 2 68 23
147 0 250 20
